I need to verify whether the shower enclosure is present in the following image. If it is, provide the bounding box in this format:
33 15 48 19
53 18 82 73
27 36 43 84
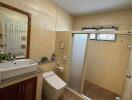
68 32 132 100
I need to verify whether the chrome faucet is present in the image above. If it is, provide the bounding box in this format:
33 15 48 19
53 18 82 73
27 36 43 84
12 54 16 61
8 54 16 61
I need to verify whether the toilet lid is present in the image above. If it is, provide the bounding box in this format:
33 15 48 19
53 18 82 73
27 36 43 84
45 75 66 90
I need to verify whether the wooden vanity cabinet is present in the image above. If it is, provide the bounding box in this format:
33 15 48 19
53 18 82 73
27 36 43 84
24 77 37 100
0 89 2 100
0 77 37 100
1 83 20 100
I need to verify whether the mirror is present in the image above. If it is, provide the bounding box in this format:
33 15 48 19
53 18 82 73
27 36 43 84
0 2 31 59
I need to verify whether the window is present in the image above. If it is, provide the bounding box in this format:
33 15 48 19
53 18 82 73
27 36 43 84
82 28 116 41
89 34 96 40
82 29 97 40
97 34 116 41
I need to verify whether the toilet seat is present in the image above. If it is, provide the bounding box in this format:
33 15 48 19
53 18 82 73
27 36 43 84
43 71 66 90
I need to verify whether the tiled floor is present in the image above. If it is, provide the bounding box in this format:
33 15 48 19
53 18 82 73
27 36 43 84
59 89 80 100
83 81 119 100
43 89 80 100
43 81 119 100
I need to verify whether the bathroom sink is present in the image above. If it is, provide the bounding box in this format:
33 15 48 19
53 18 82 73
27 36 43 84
0 59 38 82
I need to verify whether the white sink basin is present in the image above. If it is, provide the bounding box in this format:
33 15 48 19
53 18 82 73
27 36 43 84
0 59 38 82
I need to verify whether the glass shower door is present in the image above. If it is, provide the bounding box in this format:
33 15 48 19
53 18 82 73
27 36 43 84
69 34 88 93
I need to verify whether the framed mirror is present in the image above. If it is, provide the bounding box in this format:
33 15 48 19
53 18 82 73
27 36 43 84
0 2 31 59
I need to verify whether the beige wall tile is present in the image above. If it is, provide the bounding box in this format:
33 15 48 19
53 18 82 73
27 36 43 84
85 36 130 95
54 31 71 81
73 9 131 31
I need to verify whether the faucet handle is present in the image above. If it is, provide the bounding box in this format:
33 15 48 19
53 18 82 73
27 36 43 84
13 54 16 59
10 54 16 60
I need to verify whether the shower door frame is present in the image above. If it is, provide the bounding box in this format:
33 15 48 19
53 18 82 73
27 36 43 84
67 33 89 94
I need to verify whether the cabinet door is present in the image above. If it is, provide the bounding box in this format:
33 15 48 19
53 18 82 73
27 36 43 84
1 83 20 100
24 77 37 100
0 89 2 100
18 83 24 100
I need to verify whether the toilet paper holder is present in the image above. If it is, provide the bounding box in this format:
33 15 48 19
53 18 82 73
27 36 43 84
56 67 64 72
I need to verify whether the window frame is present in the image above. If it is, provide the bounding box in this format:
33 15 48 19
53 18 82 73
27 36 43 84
89 34 97 40
96 33 117 41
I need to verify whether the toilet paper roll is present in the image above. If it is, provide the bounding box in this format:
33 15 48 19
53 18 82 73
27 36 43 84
56 67 64 72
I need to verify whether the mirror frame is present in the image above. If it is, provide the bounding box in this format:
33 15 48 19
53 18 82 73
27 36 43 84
0 2 31 58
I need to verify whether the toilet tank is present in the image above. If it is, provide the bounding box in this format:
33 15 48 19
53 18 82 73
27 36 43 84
43 71 55 78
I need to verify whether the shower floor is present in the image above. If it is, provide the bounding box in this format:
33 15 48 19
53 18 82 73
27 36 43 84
83 81 119 100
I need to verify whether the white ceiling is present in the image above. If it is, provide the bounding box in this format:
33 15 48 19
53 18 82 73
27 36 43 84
50 0 131 16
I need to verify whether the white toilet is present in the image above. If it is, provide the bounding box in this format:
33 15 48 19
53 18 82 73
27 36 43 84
43 71 67 100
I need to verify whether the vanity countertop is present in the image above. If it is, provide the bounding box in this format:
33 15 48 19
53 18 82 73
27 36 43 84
0 67 44 88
